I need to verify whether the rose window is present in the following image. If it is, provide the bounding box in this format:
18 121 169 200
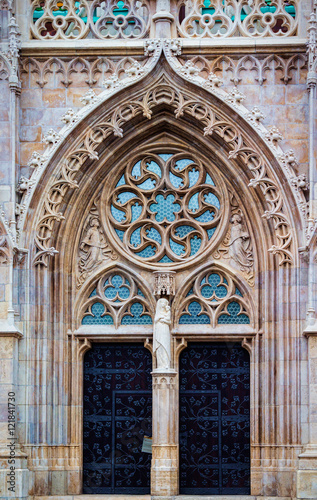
103 152 226 266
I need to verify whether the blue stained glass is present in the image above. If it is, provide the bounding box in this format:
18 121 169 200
207 227 216 239
175 158 193 171
146 160 162 177
138 178 157 190
188 168 199 187
159 153 173 161
131 160 141 178
179 301 210 324
89 288 97 297
201 273 228 299
235 287 243 296
188 192 199 212
194 210 215 223
186 287 194 296
170 238 185 256
190 235 202 256
159 255 174 263
104 275 130 301
111 205 125 222
115 228 124 241
82 302 114 325
205 173 215 185
204 192 220 209
137 288 145 297
130 227 141 247
175 225 195 238
218 301 250 324
169 171 183 188
131 202 142 222
121 302 152 325
116 174 126 186
117 191 138 204
146 227 162 243
150 194 181 222
135 246 156 258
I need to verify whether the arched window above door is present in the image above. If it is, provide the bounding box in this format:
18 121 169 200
101 150 229 269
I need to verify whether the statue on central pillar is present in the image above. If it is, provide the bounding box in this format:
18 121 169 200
153 298 171 371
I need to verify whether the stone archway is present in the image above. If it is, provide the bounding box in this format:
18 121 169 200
18 55 304 497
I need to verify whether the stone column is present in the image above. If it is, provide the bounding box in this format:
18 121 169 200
151 369 178 498
297 330 317 499
151 271 178 497
152 0 174 39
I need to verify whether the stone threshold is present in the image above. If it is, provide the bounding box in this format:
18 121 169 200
30 496 292 500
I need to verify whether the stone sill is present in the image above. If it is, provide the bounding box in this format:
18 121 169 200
21 38 308 57
30 497 293 500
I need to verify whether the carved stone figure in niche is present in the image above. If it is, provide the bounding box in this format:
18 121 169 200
80 217 107 271
228 214 253 272
153 298 171 371
78 212 116 288
213 207 254 286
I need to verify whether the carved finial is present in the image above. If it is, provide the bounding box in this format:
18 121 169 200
153 271 176 297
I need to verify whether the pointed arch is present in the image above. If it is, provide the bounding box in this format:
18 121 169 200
18 54 302 270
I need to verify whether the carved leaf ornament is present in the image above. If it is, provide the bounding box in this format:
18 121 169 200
104 152 224 265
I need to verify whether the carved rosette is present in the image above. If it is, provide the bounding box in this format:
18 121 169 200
153 271 176 297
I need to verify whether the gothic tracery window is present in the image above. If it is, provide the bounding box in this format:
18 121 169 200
102 151 225 267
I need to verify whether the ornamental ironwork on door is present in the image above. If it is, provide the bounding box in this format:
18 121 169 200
179 342 250 494
83 343 152 494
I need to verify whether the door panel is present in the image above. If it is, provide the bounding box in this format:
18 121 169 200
83 343 152 494
179 342 250 494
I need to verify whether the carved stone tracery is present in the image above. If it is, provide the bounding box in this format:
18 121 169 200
103 151 226 267
174 267 252 328
79 268 154 328
27 71 295 268
176 0 299 39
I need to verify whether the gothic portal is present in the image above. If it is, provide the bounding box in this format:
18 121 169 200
0 2 317 500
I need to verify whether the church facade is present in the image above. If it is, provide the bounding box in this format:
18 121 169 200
0 1 317 499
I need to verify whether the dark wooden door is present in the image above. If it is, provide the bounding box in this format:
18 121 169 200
179 342 250 494
83 343 152 494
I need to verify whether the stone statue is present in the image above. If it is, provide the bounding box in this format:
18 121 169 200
79 217 107 272
228 214 253 272
153 298 171 371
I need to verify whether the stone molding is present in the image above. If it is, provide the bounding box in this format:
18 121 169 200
20 52 308 88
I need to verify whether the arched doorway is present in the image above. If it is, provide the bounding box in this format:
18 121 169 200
179 342 250 494
83 343 152 494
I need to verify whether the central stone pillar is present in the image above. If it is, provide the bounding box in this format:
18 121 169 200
151 369 178 498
